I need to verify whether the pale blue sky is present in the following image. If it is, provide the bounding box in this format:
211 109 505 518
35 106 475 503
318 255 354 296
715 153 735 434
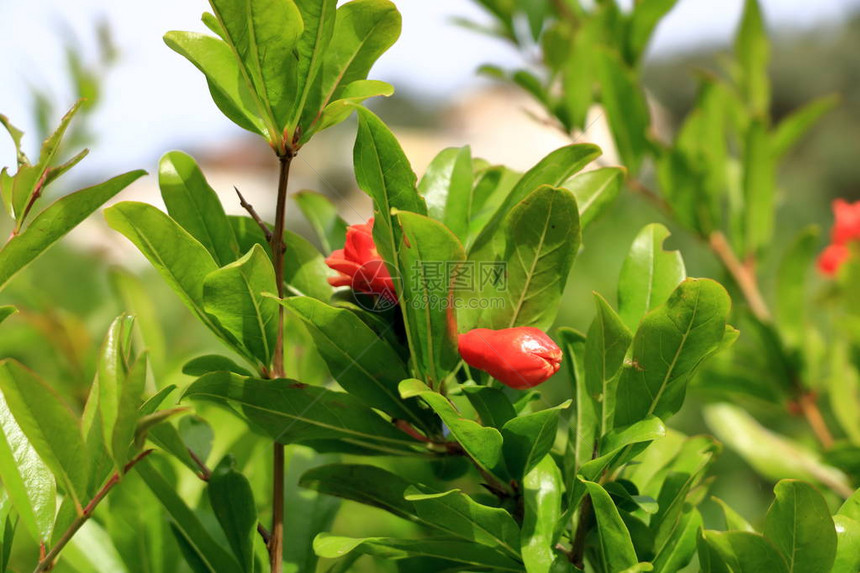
1 0 858 177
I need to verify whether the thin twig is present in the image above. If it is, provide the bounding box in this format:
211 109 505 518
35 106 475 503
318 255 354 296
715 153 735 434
33 449 155 573
234 186 273 242
188 448 211 481
709 231 773 324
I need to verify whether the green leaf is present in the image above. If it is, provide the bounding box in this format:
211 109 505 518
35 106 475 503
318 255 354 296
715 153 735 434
163 32 265 135
404 487 521 559
0 170 145 290
203 243 279 366
290 0 337 129
280 296 422 426
771 95 838 158
704 403 853 498
469 144 600 258
0 389 56 542
763 480 837 573
584 293 633 437
283 229 336 300
743 120 775 254
832 515 860 573
617 224 686 331
299 0 401 141
830 344 860 446
0 306 16 325
137 456 242 572
711 496 755 532
627 0 679 65
487 185 580 330
775 226 818 347
159 151 238 266
559 325 594 483
501 401 570 479
595 49 651 175
652 508 702 573
461 386 516 429
567 167 624 230
582 479 639 572
209 0 304 137
418 146 474 241
105 201 239 352
182 354 253 378
294 190 347 252
185 372 420 454
313 534 522 571
0 359 88 509
735 0 770 116
208 455 256 572
702 531 788 573
313 80 395 135
615 278 731 426
521 456 563 573
109 267 167 376
395 210 465 383
400 379 504 476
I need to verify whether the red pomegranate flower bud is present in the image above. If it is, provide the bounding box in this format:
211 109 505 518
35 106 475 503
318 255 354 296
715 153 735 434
831 199 860 245
458 327 562 389
325 218 397 302
817 243 850 277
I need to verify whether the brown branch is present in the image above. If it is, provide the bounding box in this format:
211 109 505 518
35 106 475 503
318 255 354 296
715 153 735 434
34 449 155 573
234 186 273 242
709 231 772 324
796 391 835 450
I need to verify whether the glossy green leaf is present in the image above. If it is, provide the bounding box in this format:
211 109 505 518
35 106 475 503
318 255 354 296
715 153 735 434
652 508 702 573
763 480 837 573
502 401 570 479
299 0 401 141
294 190 347 252
0 170 145 290
108 267 167 376
558 327 593 476
829 342 860 445
163 32 265 135
159 151 238 266
702 531 788 573
771 95 838 158
404 486 521 558
289 0 337 129
0 359 87 508
396 210 465 384
832 515 860 573
137 456 242 572
615 279 731 426
0 389 56 542
419 146 474 240
400 379 504 476
461 386 516 429
627 0 679 64
521 456 563 573
585 293 632 436
105 201 239 352
314 80 395 135
743 120 775 254
704 403 853 498
735 0 770 115
203 243 279 366
596 49 651 175
582 479 639 572
712 496 755 532
486 185 580 330
469 144 600 258
185 371 419 454
210 0 303 135
617 223 686 331
567 167 624 230
182 354 253 378
313 534 522 571
282 229 336 300
208 455 256 572
280 296 422 426
838 487 860 521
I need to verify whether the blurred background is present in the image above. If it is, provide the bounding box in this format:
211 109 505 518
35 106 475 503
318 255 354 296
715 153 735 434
1 0 860 568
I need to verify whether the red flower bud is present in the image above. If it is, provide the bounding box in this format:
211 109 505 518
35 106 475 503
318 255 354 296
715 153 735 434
458 327 562 389
817 243 850 276
831 199 860 245
325 218 397 302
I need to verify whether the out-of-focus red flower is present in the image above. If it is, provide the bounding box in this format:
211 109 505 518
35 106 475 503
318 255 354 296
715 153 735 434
817 243 850 277
831 199 860 245
458 327 562 389
325 219 397 302
818 199 860 277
